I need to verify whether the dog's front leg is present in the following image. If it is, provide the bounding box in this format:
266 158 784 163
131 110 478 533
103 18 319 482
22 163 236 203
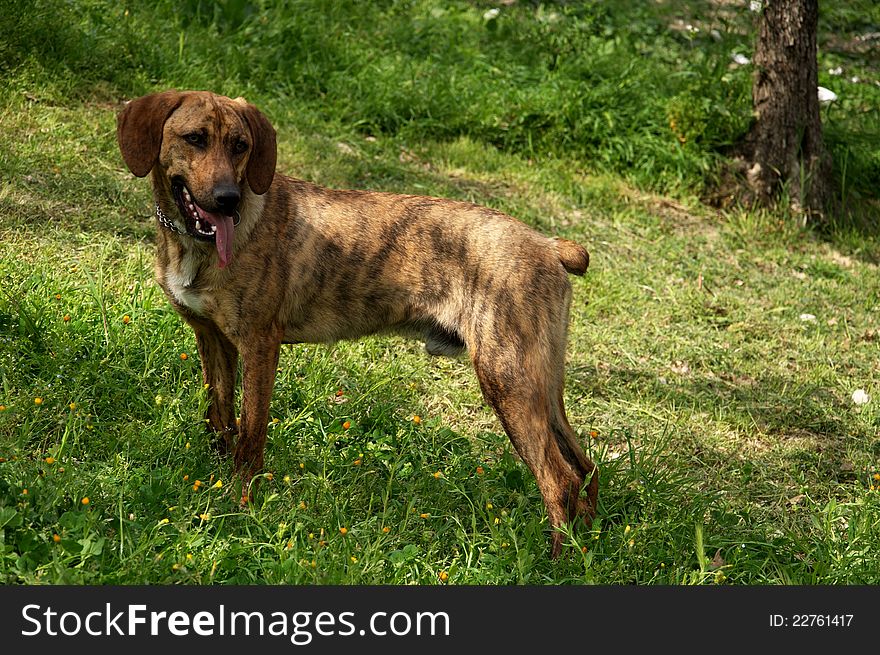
187 317 239 455
233 324 283 503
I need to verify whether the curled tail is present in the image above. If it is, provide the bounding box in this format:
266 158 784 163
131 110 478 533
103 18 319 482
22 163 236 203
553 237 590 276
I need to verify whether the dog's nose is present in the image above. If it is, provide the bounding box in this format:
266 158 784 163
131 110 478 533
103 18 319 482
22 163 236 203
213 185 241 214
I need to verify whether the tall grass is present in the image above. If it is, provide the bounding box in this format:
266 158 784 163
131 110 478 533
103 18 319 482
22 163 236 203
3 1 876 199
0 0 738 194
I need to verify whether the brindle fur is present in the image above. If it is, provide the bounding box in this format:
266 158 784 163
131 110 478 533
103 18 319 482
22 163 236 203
117 90 598 557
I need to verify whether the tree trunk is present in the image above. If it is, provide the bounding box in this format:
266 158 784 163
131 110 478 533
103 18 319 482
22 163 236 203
744 0 831 220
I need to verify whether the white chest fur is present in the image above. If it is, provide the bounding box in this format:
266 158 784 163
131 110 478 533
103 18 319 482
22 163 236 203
165 249 207 315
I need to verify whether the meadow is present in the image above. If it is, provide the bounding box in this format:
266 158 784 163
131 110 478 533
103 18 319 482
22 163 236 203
1 0 879 584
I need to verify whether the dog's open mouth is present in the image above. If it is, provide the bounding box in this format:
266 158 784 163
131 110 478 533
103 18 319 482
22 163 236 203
171 178 236 269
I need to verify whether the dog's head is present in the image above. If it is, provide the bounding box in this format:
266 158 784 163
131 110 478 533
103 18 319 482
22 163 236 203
117 90 277 267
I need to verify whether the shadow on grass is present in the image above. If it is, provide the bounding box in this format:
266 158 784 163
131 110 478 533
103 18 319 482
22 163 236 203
568 361 865 496
571 362 853 439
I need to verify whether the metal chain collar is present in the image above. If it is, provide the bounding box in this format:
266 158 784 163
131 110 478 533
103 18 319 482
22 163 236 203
155 203 242 235
155 203 186 235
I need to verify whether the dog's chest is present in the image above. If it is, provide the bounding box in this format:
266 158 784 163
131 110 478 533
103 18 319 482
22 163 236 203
162 251 210 315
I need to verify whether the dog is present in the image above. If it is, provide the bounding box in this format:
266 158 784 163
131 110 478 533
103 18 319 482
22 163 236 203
116 90 598 557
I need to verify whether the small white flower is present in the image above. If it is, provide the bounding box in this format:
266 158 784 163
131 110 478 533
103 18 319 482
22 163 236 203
828 66 843 76
850 76 860 84
749 0 762 12
483 8 500 21
852 389 870 405
731 53 750 66
817 86 838 103
799 313 816 322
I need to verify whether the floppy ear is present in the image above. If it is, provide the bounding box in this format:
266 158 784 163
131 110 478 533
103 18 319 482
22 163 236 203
116 91 187 177
239 101 277 195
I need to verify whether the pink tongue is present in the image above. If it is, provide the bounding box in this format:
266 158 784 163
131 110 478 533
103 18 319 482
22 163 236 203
199 210 235 268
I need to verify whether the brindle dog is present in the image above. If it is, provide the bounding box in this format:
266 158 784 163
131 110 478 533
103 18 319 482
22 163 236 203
117 90 598 557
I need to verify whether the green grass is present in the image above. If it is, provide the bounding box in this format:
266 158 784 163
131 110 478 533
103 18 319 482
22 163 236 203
1 1 880 585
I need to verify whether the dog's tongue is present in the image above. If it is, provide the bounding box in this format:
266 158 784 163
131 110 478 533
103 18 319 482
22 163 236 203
199 210 235 268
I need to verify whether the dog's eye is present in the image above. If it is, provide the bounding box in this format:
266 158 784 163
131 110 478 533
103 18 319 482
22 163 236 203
232 139 249 154
184 133 206 148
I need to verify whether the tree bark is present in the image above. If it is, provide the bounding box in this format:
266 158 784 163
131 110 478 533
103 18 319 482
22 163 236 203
744 0 831 220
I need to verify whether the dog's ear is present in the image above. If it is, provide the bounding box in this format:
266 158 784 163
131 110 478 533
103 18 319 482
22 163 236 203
238 100 277 195
117 91 187 177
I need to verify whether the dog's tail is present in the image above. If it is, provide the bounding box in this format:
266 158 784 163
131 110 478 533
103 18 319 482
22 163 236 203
553 238 590 276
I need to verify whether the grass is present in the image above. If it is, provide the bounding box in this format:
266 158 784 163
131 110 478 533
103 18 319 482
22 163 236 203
1 0 879 585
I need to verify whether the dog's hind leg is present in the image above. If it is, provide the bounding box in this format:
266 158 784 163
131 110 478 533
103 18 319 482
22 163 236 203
473 350 598 558
188 317 239 455
551 388 599 534
469 284 597 557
